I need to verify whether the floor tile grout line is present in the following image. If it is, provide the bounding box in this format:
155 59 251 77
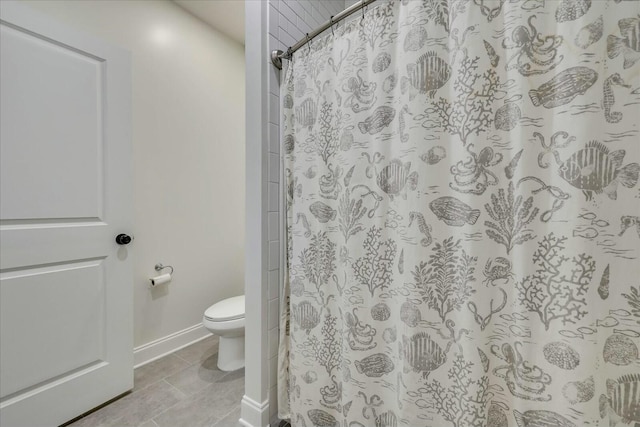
149 403 178 426
161 378 190 400
67 338 233 427
143 378 198 425
159 359 198 387
134 353 192 393
209 405 241 427
171 350 217 369
171 349 207 365
171 337 220 365
216 370 233 383
216 366 245 384
120 380 189 427
120 378 189 427
151 373 242 427
213 402 242 424
147 385 188 426
172 353 192 364
132 371 183 397
150 395 224 427
131 377 164 395
158 355 227 397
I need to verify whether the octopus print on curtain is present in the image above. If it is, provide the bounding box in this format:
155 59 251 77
279 1 640 426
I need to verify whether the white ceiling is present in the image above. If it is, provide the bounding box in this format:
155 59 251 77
173 0 245 45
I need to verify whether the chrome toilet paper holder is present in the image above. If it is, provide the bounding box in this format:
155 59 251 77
154 263 174 274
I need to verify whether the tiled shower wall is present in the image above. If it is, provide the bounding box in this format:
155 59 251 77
265 1 345 423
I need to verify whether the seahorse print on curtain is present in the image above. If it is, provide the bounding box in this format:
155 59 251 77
279 1 640 426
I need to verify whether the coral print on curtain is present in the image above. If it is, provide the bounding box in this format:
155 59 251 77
278 1 640 426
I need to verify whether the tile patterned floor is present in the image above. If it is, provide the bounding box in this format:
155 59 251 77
66 336 243 427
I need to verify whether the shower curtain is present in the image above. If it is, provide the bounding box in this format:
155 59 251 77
279 1 640 426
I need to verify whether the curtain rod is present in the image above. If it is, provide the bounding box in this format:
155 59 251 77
271 0 379 69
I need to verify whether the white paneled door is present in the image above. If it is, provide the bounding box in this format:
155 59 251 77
0 3 133 426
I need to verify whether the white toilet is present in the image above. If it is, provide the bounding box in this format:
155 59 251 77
202 295 245 371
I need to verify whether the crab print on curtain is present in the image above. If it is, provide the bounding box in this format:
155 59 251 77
278 1 640 426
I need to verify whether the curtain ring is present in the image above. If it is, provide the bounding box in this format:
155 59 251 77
287 46 293 72
306 33 311 52
330 15 335 36
288 47 295 76
362 3 366 21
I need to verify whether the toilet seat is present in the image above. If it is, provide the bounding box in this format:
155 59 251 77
204 295 245 322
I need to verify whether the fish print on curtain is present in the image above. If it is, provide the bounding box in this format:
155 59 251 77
278 1 640 426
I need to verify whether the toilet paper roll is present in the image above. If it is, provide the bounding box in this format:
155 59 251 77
150 273 171 287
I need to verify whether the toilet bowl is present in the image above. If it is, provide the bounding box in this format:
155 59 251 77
202 295 245 371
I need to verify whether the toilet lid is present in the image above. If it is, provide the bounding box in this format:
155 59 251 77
204 295 245 321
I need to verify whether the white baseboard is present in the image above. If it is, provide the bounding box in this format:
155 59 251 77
133 323 211 368
239 395 269 427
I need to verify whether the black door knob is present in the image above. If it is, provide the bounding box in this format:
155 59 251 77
115 234 132 245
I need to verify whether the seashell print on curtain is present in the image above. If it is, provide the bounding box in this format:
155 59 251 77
278 1 640 426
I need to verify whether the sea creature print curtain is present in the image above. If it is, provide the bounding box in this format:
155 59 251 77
278 0 640 426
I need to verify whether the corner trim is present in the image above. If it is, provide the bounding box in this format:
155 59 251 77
133 323 210 368
239 394 269 427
